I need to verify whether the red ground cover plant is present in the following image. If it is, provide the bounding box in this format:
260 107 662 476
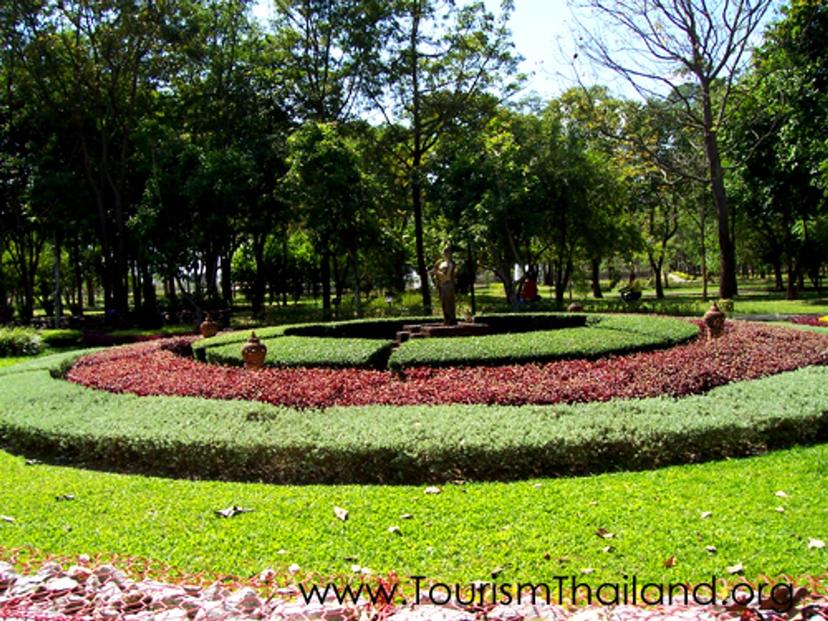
67 322 828 409
790 315 828 327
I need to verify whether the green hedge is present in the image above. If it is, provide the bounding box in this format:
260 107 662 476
205 336 393 369
0 352 825 484
388 315 698 369
194 314 691 369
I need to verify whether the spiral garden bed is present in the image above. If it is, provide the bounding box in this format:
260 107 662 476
0 315 827 484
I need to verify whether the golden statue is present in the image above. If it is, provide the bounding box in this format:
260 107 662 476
432 247 457 325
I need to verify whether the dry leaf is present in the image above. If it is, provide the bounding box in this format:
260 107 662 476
700 511 712 519
581 568 595 575
533 483 542 489
664 555 677 568
401 513 413 520
333 506 349 522
726 563 745 575
490 567 504 579
288 563 300 574
775 491 788 498
424 486 442 495
595 527 615 539
388 525 402 536
808 538 826 550
543 553 551 561
776 506 786 514
56 494 75 502
25 459 41 466
705 546 717 554
215 506 253 518
0 515 14 524
344 555 358 562
602 546 615 554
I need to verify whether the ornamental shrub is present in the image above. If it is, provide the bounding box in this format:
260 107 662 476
0 327 43 356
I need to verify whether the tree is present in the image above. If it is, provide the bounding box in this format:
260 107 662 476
375 0 519 314
571 0 775 299
728 0 828 298
282 122 376 317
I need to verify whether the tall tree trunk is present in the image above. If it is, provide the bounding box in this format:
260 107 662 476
772 256 784 291
786 255 799 300
409 5 432 316
701 85 737 299
590 257 603 298
467 241 477 315
350 251 363 318
321 250 332 321
131 260 142 313
86 274 96 309
699 218 708 300
72 239 84 314
52 230 62 327
220 251 233 306
251 233 266 314
165 275 177 313
140 260 157 320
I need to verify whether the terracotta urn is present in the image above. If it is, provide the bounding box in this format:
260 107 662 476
242 332 267 370
567 303 584 312
199 314 219 338
703 302 726 339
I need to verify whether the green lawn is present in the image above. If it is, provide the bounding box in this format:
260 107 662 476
1 445 827 591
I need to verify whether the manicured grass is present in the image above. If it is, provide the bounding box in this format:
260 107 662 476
1 444 827 590
0 357 27 369
205 335 393 369
3 350 827 483
389 315 698 369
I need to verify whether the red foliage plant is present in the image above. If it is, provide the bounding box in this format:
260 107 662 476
67 323 828 409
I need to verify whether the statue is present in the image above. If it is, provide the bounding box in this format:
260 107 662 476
432 247 457 325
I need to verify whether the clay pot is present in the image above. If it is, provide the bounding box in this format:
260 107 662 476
242 332 267 370
703 302 726 339
567 303 584 312
199 315 219 338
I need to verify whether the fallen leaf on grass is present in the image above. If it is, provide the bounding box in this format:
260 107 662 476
705 546 718 554
595 527 614 539
602 546 614 554
55 494 75 502
424 486 442 495
775 491 788 498
401 514 413 520
776 506 786 514
726 563 745 575
700 511 712 519
581 568 595 575
490 567 504 579
215 506 253 518
333 506 349 522
25 459 41 466
388 526 402 536
808 538 826 550
664 555 677 568
0 516 14 524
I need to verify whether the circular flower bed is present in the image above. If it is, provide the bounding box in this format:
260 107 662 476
67 322 828 409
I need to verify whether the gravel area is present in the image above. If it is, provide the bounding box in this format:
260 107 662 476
2 561 826 621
